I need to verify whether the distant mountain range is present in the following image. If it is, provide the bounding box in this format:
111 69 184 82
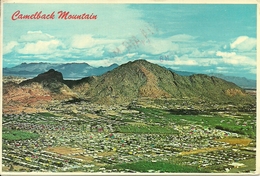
17 60 254 105
4 61 256 89
3 62 119 79
167 68 256 89
207 73 256 89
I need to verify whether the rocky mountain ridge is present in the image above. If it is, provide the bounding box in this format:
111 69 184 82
16 60 253 105
4 62 256 89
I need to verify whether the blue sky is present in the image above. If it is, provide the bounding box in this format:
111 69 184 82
2 3 257 79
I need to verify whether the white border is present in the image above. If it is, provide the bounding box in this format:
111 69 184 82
1 0 259 175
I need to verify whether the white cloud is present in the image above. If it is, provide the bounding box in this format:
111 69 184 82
223 55 255 66
230 36 248 48
198 59 220 66
172 55 221 66
114 34 198 56
147 56 198 67
27 31 42 34
18 40 63 55
138 34 199 56
125 52 137 58
104 43 119 53
190 49 216 58
70 34 123 51
3 31 66 56
138 37 179 55
147 36 218 58
216 67 228 71
169 34 197 42
236 38 256 51
71 35 96 49
230 36 256 51
172 55 198 66
3 41 19 54
84 56 130 67
85 45 105 58
216 51 236 57
215 67 229 73
139 54 150 59
19 30 55 42
216 51 256 66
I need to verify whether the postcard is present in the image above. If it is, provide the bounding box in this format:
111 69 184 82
1 0 258 175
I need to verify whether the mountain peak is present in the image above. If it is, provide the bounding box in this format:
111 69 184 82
130 59 150 65
82 59 251 104
20 69 63 86
37 69 63 82
109 63 119 67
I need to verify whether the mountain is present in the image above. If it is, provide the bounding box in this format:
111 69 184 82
19 69 77 99
3 62 119 79
3 60 255 114
3 62 61 78
168 69 256 89
66 60 253 104
89 64 119 76
20 69 64 93
4 62 255 89
10 60 254 106
208 73 256 89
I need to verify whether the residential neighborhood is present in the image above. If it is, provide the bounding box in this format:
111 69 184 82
2 99 256 173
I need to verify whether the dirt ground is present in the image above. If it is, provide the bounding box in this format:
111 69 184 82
180 138 252 156
216 138 252 146
97 151 116 157
45 146 84 155
74 155 94 162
